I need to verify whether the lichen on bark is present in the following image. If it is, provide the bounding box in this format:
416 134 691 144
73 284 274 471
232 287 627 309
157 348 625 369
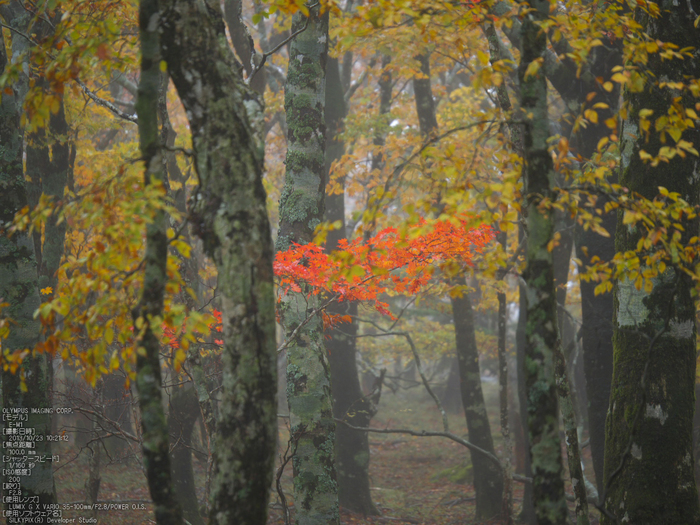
276 6 339 524
518 1 569 522
159 1 278 524
602 3 700 521
132 1 184 523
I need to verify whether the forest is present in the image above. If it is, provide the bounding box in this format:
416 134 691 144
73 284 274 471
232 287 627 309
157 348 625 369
1 0 699 524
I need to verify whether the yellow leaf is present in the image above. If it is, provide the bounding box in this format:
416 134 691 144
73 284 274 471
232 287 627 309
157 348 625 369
40 287 53 295
172 239 191 258
634 275 643 290
584 109 599 124
110 351 119 370
668 127 682 143
622 210 637 225
524 58 543 80
105 327 114 345
611 72 627 84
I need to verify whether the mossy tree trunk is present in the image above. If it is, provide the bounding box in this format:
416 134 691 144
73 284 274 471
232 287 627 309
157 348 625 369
159 1 278 524
0 5 57 511
325 56 379 516
276 7 339 524
602 2 700 522
518 0 568 522
514 267 536 524
133 1 183 523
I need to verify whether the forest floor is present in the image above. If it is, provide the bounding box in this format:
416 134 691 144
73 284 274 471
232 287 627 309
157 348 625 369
52 382 599 524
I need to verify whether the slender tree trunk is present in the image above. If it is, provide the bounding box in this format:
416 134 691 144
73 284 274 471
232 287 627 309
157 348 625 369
325 56 379 516
451 287 504 519
133 2 183 523
159 1 278 524
276 7 339 524
577 221 615 495
497 253 513 525
440 358 464 413
223 0 266 94
483 23 521 523
365 54 392 189
519 0 568 522
412 51 503 519
602 2 700 522
554 347 589 525
86 380 102 519
567 18 622 495
552 214 589 524
168 386 204 525
515 257 536 524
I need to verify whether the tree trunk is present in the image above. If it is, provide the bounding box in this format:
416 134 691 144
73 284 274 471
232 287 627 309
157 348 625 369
515 267 536 524
570 18 622 496
133 2 183 523
412 51 504 520
451 287 504 520
577 222 615 496
498 276 513 524
0 6 57 513
86 380 102 519
554 347 589 525
440 358 464 414
602 2 700 522
159 1 278 524
276 7 339 524
519 1 569 522
325 55 379 516
102 372 134 459
168 385 204 525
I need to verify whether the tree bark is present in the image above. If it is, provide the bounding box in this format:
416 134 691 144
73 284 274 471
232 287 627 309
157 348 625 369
519 0 569 522
0 5 57 513
515 253 536 524
602 2 700 522
133 1 183 523
276 7 339 524
412 51 503 520
450 287 504 520
168 385 204 525
159 1 278 524
325 55 379 516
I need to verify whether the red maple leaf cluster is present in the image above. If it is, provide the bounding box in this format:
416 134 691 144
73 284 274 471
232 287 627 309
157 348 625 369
275 217 494 319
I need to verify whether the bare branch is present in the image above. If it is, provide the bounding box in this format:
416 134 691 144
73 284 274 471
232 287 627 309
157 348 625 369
76 79 138 123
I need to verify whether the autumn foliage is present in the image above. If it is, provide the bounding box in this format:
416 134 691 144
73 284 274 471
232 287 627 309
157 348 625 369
161 216 493 355
275 216 494 321
166 216 493 353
